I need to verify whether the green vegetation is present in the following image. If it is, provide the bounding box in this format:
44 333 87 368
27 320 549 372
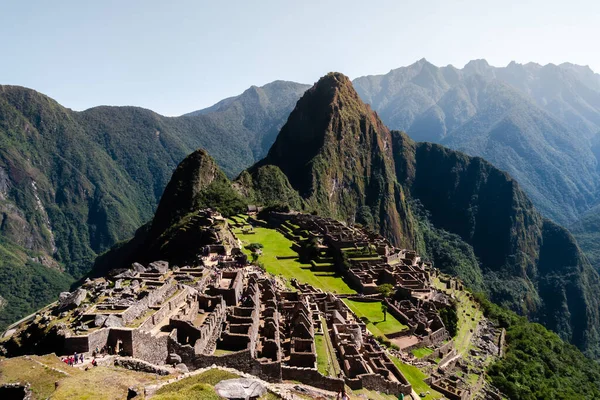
438 305 458 337
342 299 407 337
390 356 442 399
233 225 355 294
411 347 434 359
155 369 239 396
475 294 600 399
315 317 341 377
435 279 482 356
416 214 484 292
0 238 73 329
349 389 396 400
376 283 395 298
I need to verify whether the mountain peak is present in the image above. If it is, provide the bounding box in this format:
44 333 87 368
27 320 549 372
151 148 228 235
250 72 412 247
260 72 389 195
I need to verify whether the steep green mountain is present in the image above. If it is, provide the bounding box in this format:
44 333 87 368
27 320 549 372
240 72 600 357
91 149 247 274
0 81 307 330
353 59 600 226
249 72 417 248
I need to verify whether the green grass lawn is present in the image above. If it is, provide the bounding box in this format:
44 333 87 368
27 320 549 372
233 225 355 294
342 299 408 337
411 347 434 359
454 291 482 356
314 334 329 375
390 356 442 400
315 317 341 377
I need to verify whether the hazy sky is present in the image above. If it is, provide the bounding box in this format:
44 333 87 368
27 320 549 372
2 0 599 115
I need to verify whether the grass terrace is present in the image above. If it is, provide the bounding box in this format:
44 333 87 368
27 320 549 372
433 277 482 356
342 299 408 338
231 223 355 294
390 356 442 400
411 347 434 359
315 317 341 377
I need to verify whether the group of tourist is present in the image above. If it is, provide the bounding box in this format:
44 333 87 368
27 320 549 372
61 352 84 366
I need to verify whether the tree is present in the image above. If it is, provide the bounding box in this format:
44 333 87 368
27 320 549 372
439 305 458 337
381 304 388 322
246 243 263 252
377 284 395 298
300 236 320 262
251 252 260 264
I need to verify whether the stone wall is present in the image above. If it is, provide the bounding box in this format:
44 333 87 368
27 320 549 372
430 379 469 400
498 328 506 357
132 329 169 365
63 335 90 354
168 331 197 365
121 281 176 325
107 329 134 355
281 366 344 392
87 328 110 353
420 339 454 362
114 357 171 375
359 373 411 396
0 383 32 400
190 349 282 382
139 289 188 331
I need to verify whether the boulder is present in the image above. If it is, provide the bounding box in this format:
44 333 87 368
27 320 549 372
214 379 267 399
94 315 108 327
103 314 123 328
175 363 189 373
114 270 136 279
131 263 146 273
58 289 87 311
130 280 140 290
167 353 182 364
149 261 169 274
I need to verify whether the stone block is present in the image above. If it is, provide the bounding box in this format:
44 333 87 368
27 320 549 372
131 263 146 273
149 261 169 274
58 289 87 311
104 314 123 328
167 353 182 364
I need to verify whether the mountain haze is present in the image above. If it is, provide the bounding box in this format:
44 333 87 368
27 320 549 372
353 59 600 226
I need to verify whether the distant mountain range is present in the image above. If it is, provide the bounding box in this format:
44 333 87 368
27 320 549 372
353 59 600 226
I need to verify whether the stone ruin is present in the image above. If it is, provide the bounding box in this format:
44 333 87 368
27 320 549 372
1 209 476 398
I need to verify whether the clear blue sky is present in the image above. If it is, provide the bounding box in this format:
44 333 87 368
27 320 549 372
1 0 598 115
